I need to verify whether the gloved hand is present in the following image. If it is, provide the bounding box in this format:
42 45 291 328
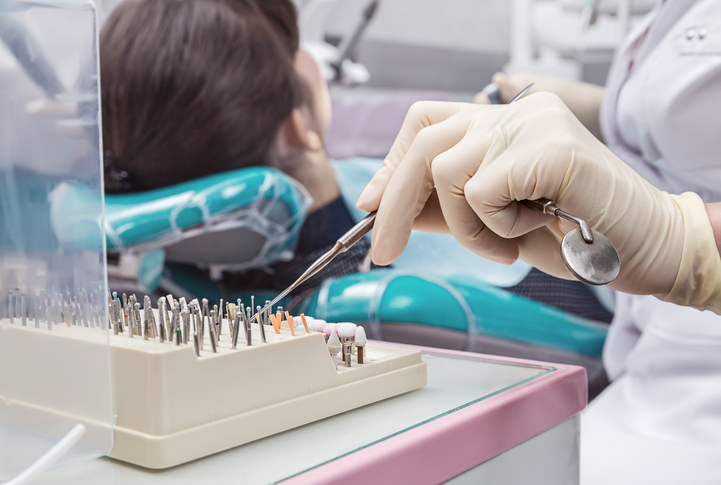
356 92 721 313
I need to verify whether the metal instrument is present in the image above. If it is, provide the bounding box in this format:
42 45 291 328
521 198 620 286
481 80 534 105
255 211 377 320
254 84 538 321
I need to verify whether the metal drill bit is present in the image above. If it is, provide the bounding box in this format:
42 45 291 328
49 297 56 327
121 293 128 327
86 289 95 328
20 292 26 326
76 294 86 327
71 296 79 326
158 297 167 338
40 289 46 323
116 301 123 332
194 302 203 351
77 291 87 327
202 298 209 343
208 310 218 353
7 290 12 323
213 304 220 341
82 290 93 328
256 305 267 343
134 302 142 335
232 313 240 349
172 306 181 345
158 299 166 343
15 287 20 320
147 301 157 339
181 309 190 344
34 293 39 328
191 303 199 337
128 306 135 338
49 297 55 327
110 301 118 335
264 301 272 335
245 307 252 346
114 299 123 334
218 299 224 338
143 305 150 340
193 330 200 357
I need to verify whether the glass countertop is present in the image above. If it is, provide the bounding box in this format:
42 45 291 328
36 350 555 485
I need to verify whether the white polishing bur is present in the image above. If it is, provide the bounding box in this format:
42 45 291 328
327 331 342 370
310 319 327 332
355 326 367 346
337 322 357 338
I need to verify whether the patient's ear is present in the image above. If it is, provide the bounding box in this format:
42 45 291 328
275 108 322 157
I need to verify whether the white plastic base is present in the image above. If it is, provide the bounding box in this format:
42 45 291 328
0 319 426 469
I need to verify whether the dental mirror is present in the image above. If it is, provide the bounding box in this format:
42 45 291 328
522 199 621 286
561 227 620 286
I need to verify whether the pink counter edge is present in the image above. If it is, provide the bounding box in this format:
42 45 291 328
285 344 587 485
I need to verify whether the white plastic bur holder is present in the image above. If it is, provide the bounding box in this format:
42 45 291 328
99 310 425 469
0 1 112 482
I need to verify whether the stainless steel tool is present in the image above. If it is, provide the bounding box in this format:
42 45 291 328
521 198 620 286
254 212 377 320
254 84 538 321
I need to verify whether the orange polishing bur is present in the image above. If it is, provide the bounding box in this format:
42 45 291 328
268 314 281 334
285 312 295 336
300 313 309 333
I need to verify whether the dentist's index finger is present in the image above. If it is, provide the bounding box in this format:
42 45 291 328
370 112 482 265
356 101 470 212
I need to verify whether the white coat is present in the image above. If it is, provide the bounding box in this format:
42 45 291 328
582 1 721 483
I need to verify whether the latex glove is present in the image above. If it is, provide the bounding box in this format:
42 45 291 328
356 93 721 314
474 72 605 140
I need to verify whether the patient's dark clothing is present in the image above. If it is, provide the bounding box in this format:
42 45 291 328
224 197 376 295
295 197 357 254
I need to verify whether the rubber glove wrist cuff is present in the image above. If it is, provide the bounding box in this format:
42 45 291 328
659 192 721 313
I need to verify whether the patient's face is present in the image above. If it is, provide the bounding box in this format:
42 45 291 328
295 49 332 137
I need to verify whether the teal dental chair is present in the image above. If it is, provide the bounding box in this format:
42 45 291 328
65 164 608 396
101 167 311 296
299 269 609 397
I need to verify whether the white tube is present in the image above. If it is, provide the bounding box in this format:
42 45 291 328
5 424 86 485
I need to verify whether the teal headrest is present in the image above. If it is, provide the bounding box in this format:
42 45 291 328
104 167 309 251
51 167 311 271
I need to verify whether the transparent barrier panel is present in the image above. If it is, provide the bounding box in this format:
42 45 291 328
0 0 111 479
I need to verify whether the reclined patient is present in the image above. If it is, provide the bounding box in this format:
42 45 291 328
100 0 611 323
100 0 368 296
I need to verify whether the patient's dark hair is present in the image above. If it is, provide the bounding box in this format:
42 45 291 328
101 0 303 192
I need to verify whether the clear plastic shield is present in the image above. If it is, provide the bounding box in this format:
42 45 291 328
0 0 112 478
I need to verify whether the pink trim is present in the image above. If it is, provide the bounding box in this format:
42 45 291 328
285 346 587 485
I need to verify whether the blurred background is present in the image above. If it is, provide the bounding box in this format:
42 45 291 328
96 0 655 159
